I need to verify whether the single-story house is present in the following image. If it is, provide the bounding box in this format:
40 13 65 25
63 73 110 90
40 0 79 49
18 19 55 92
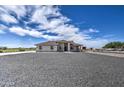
35 40 86 52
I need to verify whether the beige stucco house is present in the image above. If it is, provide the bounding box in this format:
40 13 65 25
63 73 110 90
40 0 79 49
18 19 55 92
35 40 86 52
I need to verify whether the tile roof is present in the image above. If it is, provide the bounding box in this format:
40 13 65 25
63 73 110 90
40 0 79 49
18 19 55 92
35 41 58 46
35 40 83 46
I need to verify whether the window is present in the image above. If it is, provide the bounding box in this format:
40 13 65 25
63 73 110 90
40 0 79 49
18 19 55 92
70 46 73 50
50 46 54 50
59 46 61 49
70 44 73 50
39 46 42 49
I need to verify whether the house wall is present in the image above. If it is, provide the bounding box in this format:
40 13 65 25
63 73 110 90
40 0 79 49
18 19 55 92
70 46 80 52
36 42 85 52
72 46 78 52
37 46 57 52
57 43 65 52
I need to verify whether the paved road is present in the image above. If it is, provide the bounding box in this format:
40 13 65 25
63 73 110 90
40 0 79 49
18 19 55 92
0 52 124 87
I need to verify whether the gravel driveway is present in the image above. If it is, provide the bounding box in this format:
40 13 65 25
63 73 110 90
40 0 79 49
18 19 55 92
0 52 124 87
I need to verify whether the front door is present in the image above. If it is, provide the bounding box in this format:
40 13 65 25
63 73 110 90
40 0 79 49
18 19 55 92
64 43 68 51
57 46 62 52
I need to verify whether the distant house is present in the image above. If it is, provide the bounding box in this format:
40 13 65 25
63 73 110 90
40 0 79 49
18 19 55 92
35 40 86 52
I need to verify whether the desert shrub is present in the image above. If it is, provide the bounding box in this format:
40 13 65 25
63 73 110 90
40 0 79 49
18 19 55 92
19 48 25 51
0 50 3 53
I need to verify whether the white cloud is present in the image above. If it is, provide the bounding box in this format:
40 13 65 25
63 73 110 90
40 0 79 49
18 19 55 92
40 17 70 30
0 24 8 34
0 14 17 23
46 25 78 36
9 26 65 40
0 5 27 23
0 30 6 34
30 6 92 44
32 9 48 24
1 5 26 19
0 5 110 48
89 28 99 33
30 5 86 42
83 28 99 33
42 34 63 40
0 24 8 30
9 27 43 38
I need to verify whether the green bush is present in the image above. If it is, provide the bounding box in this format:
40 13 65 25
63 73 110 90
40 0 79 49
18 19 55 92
2 47 7 50
103 42 124 48
19 48 25 51
0 50 3 53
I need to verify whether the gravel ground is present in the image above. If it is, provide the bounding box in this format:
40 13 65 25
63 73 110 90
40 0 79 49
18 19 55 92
0 52 124 87
86 51 124 58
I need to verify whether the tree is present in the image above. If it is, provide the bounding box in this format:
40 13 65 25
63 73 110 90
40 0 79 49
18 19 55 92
18 48 25 51
2 47 7 50
103 42 124 48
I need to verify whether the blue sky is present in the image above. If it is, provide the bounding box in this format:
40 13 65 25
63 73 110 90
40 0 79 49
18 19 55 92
0 5 124 48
